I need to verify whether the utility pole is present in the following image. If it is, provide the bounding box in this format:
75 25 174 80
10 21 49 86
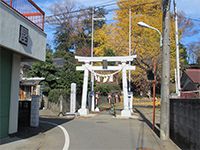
91 8 94 58
160 0 171 140
91 7 95 112
173 0 181 96
128 8 132 92
90 8 105 112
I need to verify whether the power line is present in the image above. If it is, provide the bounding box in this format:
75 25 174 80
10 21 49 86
95 0 117 7
45 1 159 24
46 1 159 18
45 1 200 25
46 0 118 18
98 1 159 10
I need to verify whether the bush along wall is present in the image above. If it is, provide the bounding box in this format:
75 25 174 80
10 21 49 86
48 89 70 113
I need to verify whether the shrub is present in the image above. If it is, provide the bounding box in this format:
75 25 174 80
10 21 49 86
48 89 70 103
95 83 121 95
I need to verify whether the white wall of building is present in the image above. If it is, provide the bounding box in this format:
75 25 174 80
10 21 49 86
9 54 21 134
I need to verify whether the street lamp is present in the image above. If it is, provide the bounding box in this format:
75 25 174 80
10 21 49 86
90 8 105 112
137 21 162 130
137 22 162 47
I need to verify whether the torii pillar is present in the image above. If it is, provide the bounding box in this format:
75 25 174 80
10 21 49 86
121 62 131 117
78 63 89 115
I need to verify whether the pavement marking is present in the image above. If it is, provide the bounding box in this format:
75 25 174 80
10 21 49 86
40 120 70 150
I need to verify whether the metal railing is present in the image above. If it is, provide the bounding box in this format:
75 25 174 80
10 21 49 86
2 0 44 30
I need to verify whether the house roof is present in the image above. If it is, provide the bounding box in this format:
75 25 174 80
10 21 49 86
185 69 200 83
53 58 65 68
20 77 45 85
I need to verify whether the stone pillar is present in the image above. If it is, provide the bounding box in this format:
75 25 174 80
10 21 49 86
91 74 95 112
121 63 131 117
36 85 40 95
91 94 95 112
59 95 63 114
78 64 89 115
70 83 76 113
128 92 133 113
30 95 40 127
94 93 100 112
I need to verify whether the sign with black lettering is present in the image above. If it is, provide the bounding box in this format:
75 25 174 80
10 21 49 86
19 25 28 46
102 60 108 69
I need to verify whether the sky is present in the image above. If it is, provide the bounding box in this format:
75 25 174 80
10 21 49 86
35 0 200 18
34 0 200 56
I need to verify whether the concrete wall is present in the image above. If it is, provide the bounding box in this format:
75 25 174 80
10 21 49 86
170 99 200 150
9 54 21 134
30 96 40 127
0 1 46 61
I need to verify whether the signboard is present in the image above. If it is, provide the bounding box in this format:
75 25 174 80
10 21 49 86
102 59 108 69
19 25 28 46
147 69 154 80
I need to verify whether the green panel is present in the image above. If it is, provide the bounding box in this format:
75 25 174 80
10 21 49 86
0 117 9 138
0 49 12 138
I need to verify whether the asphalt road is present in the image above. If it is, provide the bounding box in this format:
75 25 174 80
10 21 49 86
65 112 162 150
0 111 164 150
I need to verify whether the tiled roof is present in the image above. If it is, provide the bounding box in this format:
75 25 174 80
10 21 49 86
53 58 65 67
185 69 200 83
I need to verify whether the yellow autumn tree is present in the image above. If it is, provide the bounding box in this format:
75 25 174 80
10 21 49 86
94 0 186 94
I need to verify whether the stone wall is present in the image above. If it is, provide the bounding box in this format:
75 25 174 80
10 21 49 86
43 94 81 114
47 96 70 114
170 98 200 150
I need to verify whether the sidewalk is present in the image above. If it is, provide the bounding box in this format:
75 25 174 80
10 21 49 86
135 106 181 150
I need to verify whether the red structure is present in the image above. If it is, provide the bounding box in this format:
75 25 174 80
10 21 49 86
2 0 44 30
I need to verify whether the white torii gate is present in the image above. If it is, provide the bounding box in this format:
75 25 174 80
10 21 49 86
75 55 137 117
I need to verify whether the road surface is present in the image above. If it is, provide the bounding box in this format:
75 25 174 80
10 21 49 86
0 111 164 150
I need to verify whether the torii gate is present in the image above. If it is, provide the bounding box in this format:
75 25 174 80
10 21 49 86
75 55 137 117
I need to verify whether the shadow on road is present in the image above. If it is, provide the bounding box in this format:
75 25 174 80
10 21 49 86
0 116 73 145
135 108 160 138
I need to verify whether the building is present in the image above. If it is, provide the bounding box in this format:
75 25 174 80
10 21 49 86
180 68 200 98
19 77 45 101
0 0 46 138
53 58 66 68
